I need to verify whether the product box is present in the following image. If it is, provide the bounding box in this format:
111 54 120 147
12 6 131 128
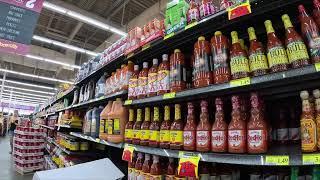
165 0 189 35
125 27 142 55
140 18 164 46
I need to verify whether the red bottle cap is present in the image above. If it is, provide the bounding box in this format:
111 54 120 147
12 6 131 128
314 0 320 8
298 5 307 14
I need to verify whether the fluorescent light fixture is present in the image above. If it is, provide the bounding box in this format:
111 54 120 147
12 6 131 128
25 54 81 69
32 35 98 57
5 80 57 91
42 2 127 36
1 85 55 95
1 92 48 101
0 68 74 84
2 95 46 103
3 90 51 98
2 98 45 105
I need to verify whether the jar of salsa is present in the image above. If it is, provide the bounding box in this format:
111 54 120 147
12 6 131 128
183 102 197 151
149 107 160 147
150 155 162 180
135 153 144 180
133 109 142 145
148 59 159 97
166 158 176 180
142 154 151 180
128 65 139 100
247 93 268 154
282 14 310 68
211 31 230 84
170 49 186 92
314 0 320 28
170 104 184 150
264 20 289 73
193 36 213 88
125 109 135 144
160 106 171 149
228 96 246 153
140 107 151 146
211 98 228 152
247 27 269 76
187 0 200 24
158 54 170 95
230 31 250 80
137 62 149 99
196 100 211 152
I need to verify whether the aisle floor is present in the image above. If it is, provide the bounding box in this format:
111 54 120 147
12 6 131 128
0 136 33 180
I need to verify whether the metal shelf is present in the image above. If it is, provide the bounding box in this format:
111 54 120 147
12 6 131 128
40 124 55 130
69 132 124 149
52 141 90 156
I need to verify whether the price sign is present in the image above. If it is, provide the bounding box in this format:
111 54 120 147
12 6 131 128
315 63 320 71
122 144 135 162
124 100 133 105
164 32 175 40
227 0 251 20
230 77 250 87
178 152 200 178
265 155 289 166
142 43 150 51
184 22 198 30
127 52 134 58
303 154 320 165
163 92 176 99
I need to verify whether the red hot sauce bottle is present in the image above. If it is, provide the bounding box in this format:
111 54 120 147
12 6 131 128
183 102 197 151
148 59 159 97
313 0 320 28
140 107 151 146
170 49 186 92
211 97 228 152
196 100 211 152
157 54 170 95
137 62 149 99
128 65 139 100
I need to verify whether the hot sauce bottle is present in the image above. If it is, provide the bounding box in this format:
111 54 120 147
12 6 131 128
247 93 268 154
128 65 139 100
170 49 186 92
128 152 136 180
149 155 162 180
160 105 171 149
299 5 320 63
141 107 151 146
313 0 320 28
183 102 197 151
193 36 213 88
282 14 310 68
247 27 269 76
228 95 247 153
133 109 142 145
149 107 160 147
313 89 320 149
125 109 135 144
229 31 250 80
158 54 170 95
264 20 289 72
142 154 152 180
170 104 184 150
211 98 228 152
166 158 176 180
187 0 200 24
148 59 159 97
211 31 230 84
196 100 211 152
300 90 317 152
135 153 144 180
137 62 149 99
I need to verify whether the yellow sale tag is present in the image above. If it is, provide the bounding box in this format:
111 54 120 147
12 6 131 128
122 144 135 162
127 53 134 58
163 92 176 99
303 154 320 165
142 44 150 51
124 100 133 105
230 77 250 87
315 63 320 71
265 155 289 166
164 32 175 40
184 22 198 30
178 152 200 178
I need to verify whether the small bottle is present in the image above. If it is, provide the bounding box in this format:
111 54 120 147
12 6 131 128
148 59 159 97
140 107 151 146
137 62 149 99
196 100 211 152
170 104 184 150
128 65 139 100
125 109 135 144
132 109 143 145
183 102 197 151
160 106 171 149
157 54 170 95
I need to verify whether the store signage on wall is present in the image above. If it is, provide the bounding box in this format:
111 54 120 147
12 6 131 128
0 0 44 55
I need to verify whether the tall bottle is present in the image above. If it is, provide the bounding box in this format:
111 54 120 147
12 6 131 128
160 106 171 149
229 31 250 80
128 152 136 180
133 109 143 145
228 95 246 153
299 5 320 63
142 154 151 180
166 158 176 180
265 20 289 73
282 14 310 68
157 54 170 95
170 49 186 92
314 0 320 28
148 59 159 97
170 104 184 150
128 65 139 100
187 0 200 24
140 107 151 146
197 100 211 152
150 155 162 179
123 61 134 90
247 93 268 154
149 107 161 147
247 27 269 76
313 89 320 149
134 153 144 180
125 109 135 144
211 98 228 152
137 62 149 99
183 102 197 151
210 31 231 84
300 91 317 152
193 36 213 88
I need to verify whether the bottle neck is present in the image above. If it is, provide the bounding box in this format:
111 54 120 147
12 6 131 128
283 18 293 29
231 34 239 44
164 106 170 121
175 106 181 120
248 30 257 41
129 109 134 122
145 108 150 122
137 110 142 122
154 107 159 121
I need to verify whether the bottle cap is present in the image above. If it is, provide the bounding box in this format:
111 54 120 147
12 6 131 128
162 54 168 61
143 62 148 68
116 98 121 101
198 36 205 41
281 14 293 28
247 27 257 41
231 31 239 44
298 5 306 14
121 64 125 68
313 89 320 98
174 49 181 53
134 65 139 71
214 31 222 36
200 100 208 107
215 97 223 105
264 20 275 33
153 58 158 65
314 0 320 8
300 90 309 100
128 61 133 64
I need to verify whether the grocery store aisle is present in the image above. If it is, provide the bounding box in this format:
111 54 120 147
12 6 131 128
0 136 33 180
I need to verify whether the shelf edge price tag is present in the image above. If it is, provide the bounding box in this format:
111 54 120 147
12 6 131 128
315 62 320 71
185 22 198 30
164 32 175 40
122 144 135 162
178 152 200 178
227 0 251 20
142 44 150 51
303 154 320 165
124 100 133 105
163 92 176 99
230 77 250 87
265 155 289 166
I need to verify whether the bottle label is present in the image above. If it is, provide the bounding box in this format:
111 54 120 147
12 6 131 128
196 130 210 146
128 168 136 180
304 33 320 61
175 108 181 120
286 40 309 63
157 70 170 92
248 130 266 148
276 128 288 141
228 130 245 147
267 46 288 67
165 175 175 180
193 52 211 76
133 129 141 140
99 119 105 133
230 55 250 74
301 118 317 150
170 64 186 83
160 130 170 142
106 119 113 135
128 78 138 97
212 47 229 70
113 118 120 135
183 130 195 146
149 174 163 180
136 170 143 180
289 128 300 141
150 130 160 142
141 130 150 140
138 77 148 96
170 130 183 143
148 73 158 94
249 51 268 72
125 129 133 139
187 8 200 23
211 130 227 147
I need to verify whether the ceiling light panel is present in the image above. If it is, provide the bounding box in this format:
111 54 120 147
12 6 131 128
1 85 55 95
1 92 48 101
3 90 51 98
25 54 81 69
5 80 57 90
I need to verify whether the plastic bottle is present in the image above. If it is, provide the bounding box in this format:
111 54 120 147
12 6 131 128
133 109 143 145
95 73 107 98
83 108 93 135
160 106 171 149
121 61 134 91
197 100 211 152
183 102 196 151
170 104 184 150
142 154 151 180
125 109 135 144
91 106 104 138
149 155 162 179
137 62 149 99
128 65 139 100
140 107 151 146
135 153 144 180
170 49 186 92
157 54 170 95
148 59 159 97
99 101 113 140
211 98 228 152
149 107 160 147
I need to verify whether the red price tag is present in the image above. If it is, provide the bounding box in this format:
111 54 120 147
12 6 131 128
178 152 200 178
227 0 251 20
122 144 135 162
